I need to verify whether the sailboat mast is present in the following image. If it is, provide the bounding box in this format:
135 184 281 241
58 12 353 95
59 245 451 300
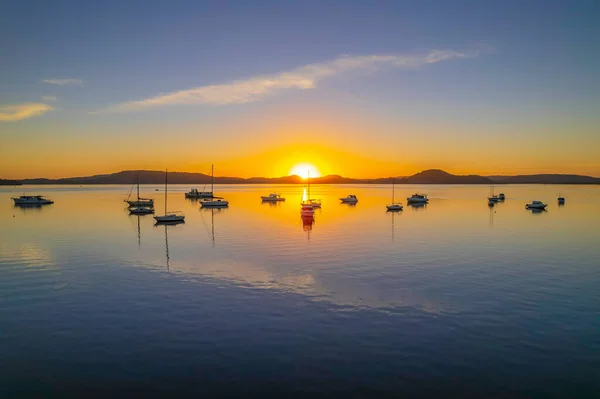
308 170 310 199
137 173 140 201
392 180 395 203
211 164 214 196
164 169 167 215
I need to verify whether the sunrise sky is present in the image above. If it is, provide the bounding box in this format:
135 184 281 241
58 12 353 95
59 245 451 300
1 0 599 179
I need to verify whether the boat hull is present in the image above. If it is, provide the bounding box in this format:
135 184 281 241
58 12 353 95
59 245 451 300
386 205 403 211
407 197 428 204
126 200 154 207
340 198 358 203
200 200 229 208
261 197 285 202
154 215 185 222
12 198 53 205
185 192 213 198
526 204 547 209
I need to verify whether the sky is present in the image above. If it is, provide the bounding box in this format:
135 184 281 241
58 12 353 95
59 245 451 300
1 0 599 179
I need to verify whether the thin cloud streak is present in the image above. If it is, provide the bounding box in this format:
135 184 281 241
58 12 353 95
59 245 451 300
94 49 476 114
41 95 58 102
42 78 83 86
0 103 54 122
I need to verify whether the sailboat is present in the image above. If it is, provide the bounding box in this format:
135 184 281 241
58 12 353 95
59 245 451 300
302 170 321 208
154 169 185 223
386 179 403 211
200 164 229 208
488 184 500 203
125 173 154 207
185 165 215 198
129 174 155 214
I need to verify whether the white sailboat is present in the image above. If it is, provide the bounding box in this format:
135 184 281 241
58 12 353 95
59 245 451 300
302 170 321 208
200 164 229 208
154 169 185 223
386 180 403 211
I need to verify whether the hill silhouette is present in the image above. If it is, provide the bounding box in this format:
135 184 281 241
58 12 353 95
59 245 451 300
10 169 600 185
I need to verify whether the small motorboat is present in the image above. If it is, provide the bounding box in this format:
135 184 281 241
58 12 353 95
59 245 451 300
498 193 506 200
386 203 403 211
200 199 229 208
488 195 500 203
407 193 428 204
558 195 565 204
526 201 547 210
185 188 213 199
129 206 154 215
12 195 54 205
261 193 285 202
340 194 358 204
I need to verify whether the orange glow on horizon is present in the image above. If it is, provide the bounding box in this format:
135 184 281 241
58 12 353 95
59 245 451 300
289 163 321 179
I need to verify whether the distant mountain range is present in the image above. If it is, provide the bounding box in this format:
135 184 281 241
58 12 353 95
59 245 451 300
2 169 599 185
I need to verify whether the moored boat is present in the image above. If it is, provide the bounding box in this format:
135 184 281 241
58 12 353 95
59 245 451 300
407 193 428 204
261 193 285 202
526 201 547 210
185 188 213 199
154 169 185 223
12 195 54 205
386 181 403 211
340 194 358 203
125 174 154 207
200 198 229 208
199 164 229 208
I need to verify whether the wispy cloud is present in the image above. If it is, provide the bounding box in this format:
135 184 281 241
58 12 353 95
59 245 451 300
0 102 54 122
94 49 478 114
41 95 58 102
42 78 83 86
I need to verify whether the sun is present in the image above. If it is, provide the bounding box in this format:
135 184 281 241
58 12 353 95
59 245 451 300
289 163 321 179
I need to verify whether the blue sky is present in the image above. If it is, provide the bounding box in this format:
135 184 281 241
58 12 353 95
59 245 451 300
1 0 599 178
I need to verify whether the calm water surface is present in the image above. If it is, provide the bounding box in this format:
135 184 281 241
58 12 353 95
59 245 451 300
1 184 599 397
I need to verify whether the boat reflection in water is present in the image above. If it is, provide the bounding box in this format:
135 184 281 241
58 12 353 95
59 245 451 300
387 209 400 241
408 202 427 211
528 208 547 214
200 207 227 247
301 214 315 241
